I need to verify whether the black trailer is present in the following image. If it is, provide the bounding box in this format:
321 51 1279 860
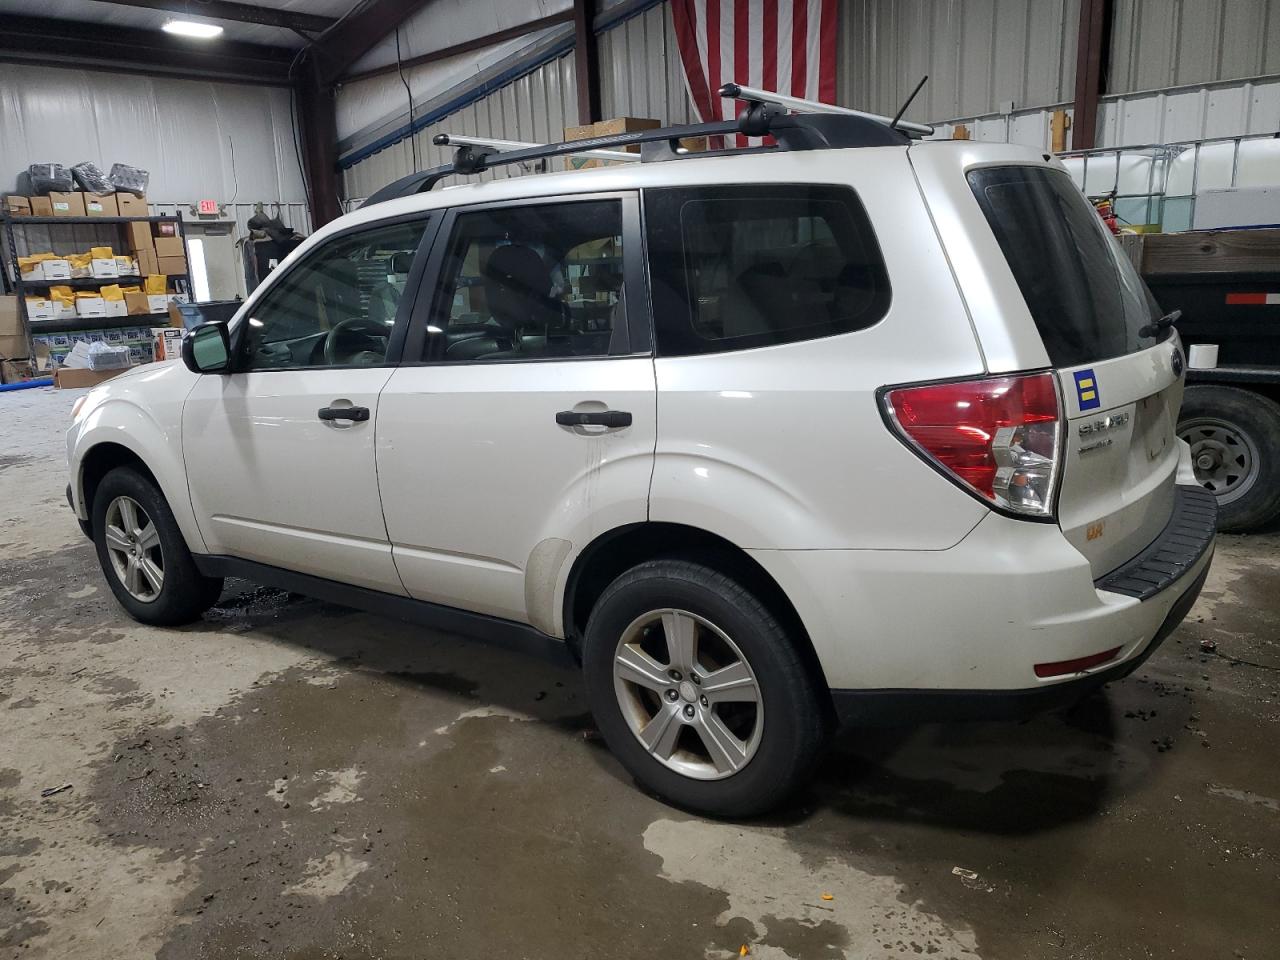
1140 228 1280 531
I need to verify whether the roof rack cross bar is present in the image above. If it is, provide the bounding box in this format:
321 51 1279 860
720 82 934 138
434 133 639 163
361 105 922 208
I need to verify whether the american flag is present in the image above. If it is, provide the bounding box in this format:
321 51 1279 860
671 0 839 144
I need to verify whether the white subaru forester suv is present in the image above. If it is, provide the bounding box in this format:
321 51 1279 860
67 109 1215 816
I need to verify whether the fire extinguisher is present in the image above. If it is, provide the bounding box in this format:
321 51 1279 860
1093 195 1121 234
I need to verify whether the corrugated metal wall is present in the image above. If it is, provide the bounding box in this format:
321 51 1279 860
1109 0 1280 93
839 0 1080 121
598 1 695 125
339 0 1280 196
0 63 307 210
342 54 580 204
931 74 1280 152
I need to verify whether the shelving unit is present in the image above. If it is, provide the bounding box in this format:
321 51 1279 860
31 312 175 335
1 209 190 363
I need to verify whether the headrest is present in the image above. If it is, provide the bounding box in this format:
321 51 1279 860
482 244 550 297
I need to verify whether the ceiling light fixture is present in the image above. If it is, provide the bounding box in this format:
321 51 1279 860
162 19 224 39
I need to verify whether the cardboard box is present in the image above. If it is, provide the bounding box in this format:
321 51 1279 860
42 259 72 281
26 298 57 321
154 236 185 258
125 221 153 252
565 117 661 169
76 296 107 318
55 301 77 319
136 247 160 277
4 195 31 216
84 193 119 217
91 258 119 279
157 255 187 276
104 299 129 317
0 333 26 359
152 326 184 362
0 296 23 359
48 192 86 217
30 197 53 217
55 366 128 389
116 194 148 217
115 255 137 276
0 295 19 335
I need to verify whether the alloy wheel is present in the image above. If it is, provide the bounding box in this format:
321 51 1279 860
612 608 763 780
103 495 164 603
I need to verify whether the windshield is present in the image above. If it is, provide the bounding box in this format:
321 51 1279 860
967 166 1161 368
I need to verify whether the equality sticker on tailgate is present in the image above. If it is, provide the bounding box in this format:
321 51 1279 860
1073 369 1101 411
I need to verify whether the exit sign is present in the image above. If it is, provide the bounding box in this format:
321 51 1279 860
197 199 218 215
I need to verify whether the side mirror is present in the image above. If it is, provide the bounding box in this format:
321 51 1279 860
182 321 231 374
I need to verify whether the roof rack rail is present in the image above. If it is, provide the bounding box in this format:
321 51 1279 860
361 88 926 208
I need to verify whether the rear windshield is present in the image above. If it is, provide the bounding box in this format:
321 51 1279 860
967 166 1160 368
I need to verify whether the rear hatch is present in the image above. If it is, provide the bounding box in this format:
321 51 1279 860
967 165 1184 578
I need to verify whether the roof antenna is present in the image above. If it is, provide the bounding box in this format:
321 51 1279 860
890 75 929 132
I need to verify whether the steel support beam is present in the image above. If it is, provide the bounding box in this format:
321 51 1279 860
342 10 575 83
295 55 342 229
0 14 294 84
312 0 430 86
573 0 601 125
1072 0 1113 150
86 0 337 34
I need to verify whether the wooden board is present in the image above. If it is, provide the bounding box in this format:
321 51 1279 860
1142 228 1280 276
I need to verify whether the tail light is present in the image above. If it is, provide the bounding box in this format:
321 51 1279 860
882 372 1062 519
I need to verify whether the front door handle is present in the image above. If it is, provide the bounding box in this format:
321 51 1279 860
556 410 632 428
318 405 370 423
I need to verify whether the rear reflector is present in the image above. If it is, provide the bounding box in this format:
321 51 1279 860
883 372 1062 518
1225 292 1280 305
1034 647 1122 678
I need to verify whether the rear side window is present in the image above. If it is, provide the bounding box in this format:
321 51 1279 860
644 185 890 356
968 166 1160 368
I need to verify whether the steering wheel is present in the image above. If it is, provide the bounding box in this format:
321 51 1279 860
323 316 391 366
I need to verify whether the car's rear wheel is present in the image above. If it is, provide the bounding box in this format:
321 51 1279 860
92 467 223 625
582 559 828 817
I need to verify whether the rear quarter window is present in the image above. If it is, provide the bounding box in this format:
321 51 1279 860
644 184 890 356
967 166 1160 368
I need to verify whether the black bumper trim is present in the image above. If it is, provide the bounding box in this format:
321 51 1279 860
831 552 1212 726
1094 485 1217 600
193 554 576 667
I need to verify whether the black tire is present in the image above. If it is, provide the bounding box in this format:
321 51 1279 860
1179 385 1280 532
92 466 224 625
582 559 829 817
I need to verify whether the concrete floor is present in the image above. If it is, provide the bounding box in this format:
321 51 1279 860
1 386 1278 960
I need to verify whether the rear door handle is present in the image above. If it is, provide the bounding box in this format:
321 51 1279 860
318 405 370 423
556 410 632 428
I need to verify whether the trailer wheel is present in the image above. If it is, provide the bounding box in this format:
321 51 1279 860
1178 385 1280 532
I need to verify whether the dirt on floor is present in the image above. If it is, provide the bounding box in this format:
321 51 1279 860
1 386 1278 960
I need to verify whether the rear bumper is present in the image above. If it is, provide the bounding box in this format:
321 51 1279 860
830 553 1211 725
749 484 1216 718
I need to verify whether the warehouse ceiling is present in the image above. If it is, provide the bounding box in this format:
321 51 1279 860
0 0 356 47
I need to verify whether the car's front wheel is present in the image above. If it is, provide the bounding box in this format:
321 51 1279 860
91 466 223 625
582 559 829 817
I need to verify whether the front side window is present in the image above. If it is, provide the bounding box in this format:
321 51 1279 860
645 185 890 356
426 199 627 362
241 219 427 370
